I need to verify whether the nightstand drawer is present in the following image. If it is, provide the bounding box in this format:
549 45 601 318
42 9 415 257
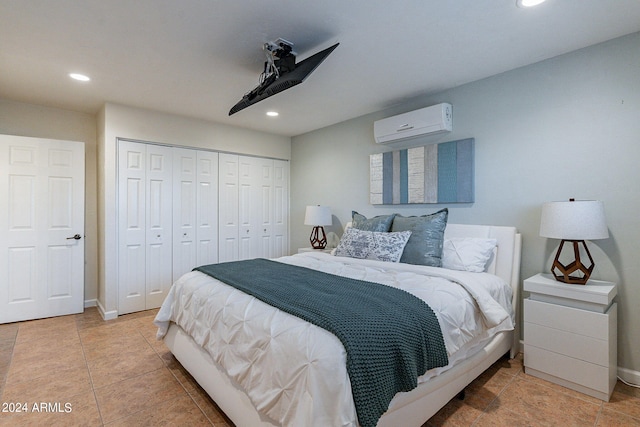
524 322 608 366
524 298 611 339
525 345 610 394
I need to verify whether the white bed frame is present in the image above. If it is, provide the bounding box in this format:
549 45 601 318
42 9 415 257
164 223 522 427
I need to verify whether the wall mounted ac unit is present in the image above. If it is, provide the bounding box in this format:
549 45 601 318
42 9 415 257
373 103 452 144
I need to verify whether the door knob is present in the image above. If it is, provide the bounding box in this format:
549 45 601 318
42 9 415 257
66 234 82 240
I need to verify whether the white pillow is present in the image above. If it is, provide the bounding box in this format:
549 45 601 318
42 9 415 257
334 228 412 263
442 238 497 272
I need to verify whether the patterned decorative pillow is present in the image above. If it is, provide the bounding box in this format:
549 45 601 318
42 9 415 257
390 208 448 267
334 227 412 263
442 238 497 272
351 211 396 232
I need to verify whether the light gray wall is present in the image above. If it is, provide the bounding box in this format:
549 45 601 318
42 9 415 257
290 32 640 375
0 99 99 304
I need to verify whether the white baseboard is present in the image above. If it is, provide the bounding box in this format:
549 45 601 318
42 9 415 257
521 339 640 387
84 299 97 308
96 300 118 321
618 366 640 387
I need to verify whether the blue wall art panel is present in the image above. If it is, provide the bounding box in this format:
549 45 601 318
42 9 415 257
370 138 474 205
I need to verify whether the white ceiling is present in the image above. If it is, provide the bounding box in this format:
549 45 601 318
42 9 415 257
1 0 640 137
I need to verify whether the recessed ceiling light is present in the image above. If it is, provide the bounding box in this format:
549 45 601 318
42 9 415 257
266 111 279 117
69 73 90 82
516 0 546 7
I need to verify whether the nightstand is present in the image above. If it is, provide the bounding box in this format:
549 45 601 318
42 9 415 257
523 273 617 401
298 247 333 254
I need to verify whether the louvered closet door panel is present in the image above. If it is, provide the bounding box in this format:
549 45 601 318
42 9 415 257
273 160 289 257
144 144 174 309
196 151 219 266
218 153 239 262
118 141 147 314
173 148 198 282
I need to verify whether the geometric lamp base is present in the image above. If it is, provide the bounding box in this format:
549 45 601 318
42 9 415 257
550 239 594 285
309 226 328 249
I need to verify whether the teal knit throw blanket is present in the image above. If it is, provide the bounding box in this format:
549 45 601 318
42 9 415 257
195 258 448 427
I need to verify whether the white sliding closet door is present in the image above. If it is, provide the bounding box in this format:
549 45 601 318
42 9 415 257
218 153 239 263
144 144 174 308
218 154 289 262
255 157 274 258
172 148 197 282
172 149 219 281
196 151 219 267
118 141 147 314
172 149 220 280
273 160 289 258
118 141 173 314
118 141 219 314
238 156 257 260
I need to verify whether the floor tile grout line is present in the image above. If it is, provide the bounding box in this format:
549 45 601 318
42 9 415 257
0 330 17 402
598 404 640 422
593 402 603 427
167 366 217 426
81 312 156 422
76 315 107 427
95 365 199 425
146 324 218 426
141 312 230 426
469 363 520 427
82 346 166 391
82 314 199 426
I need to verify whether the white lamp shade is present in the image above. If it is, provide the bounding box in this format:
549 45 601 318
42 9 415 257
304 205 332 226
539 200 608 240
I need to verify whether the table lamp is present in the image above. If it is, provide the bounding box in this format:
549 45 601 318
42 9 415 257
539 199 608 285
304 205 332 249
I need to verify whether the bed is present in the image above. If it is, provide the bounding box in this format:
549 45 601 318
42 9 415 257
155 222 521 427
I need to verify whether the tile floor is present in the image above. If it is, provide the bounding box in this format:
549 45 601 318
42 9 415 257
0 307 638 426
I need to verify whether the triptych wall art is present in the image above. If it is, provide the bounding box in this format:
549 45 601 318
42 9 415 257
369 138 474 205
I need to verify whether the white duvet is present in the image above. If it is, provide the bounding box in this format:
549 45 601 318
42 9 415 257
155 252 514 427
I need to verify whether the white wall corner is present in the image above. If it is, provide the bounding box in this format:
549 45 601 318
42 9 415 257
97 299 118 321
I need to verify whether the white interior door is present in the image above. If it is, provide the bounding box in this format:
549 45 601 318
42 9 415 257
0 135 85 323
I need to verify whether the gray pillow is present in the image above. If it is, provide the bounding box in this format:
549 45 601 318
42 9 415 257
351 211 395 232
390 209 448 266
